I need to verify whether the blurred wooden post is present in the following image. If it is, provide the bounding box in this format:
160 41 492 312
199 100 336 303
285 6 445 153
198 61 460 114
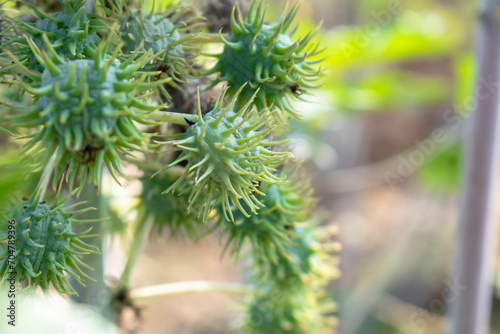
450 0 500 333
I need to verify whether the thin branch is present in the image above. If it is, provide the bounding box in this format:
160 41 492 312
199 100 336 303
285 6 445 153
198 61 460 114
130 281 254 301
122 156 186 177
122 156 166 171
144 110 199 125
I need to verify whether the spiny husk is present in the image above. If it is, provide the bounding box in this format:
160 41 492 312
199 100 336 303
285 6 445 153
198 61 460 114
246 223 340 334
103 0 204 92
243 223 340 334
0 189 100 296
156 85 291 223
206 0 324 122
137 170 205 239
214 165 318 280
5 32 169 191
0 0 107 73
215 166 340 333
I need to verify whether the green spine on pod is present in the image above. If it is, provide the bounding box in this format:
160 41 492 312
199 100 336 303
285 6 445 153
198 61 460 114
6 32 169 191
214 166 340 333
0 190 100 295
156 85 291 223
206 0 324 121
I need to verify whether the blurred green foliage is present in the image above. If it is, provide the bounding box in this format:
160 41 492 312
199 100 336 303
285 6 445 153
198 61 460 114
288 0 474 194
320 8 467 114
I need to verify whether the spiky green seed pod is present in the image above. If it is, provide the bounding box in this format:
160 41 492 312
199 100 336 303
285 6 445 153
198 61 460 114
206 1 324 121
1 0 106 73
0 191 100 296
214 166 340 332
137 170 204 238
6 34 168 190
244 220 340 333
247 257 337 334
214 166 318 280
108 0 202 86
157 85 291 222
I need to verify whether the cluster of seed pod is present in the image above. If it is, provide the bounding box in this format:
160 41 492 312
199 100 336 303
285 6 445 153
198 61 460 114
0 0 200 294
246 223 340 334
106 0 204 92
8 34 166 190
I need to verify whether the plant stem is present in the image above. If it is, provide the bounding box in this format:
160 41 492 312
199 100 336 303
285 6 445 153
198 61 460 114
144 110 199 125
70 184 111 318
450 1 500 333
130 281 254 301
119 215 152 287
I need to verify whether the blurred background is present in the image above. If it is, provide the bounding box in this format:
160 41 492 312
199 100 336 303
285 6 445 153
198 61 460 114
1 0 494 333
